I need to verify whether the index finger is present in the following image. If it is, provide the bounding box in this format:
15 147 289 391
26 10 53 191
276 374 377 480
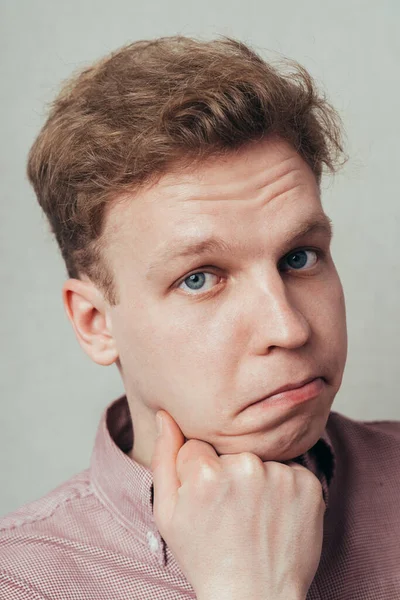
150 410 186 528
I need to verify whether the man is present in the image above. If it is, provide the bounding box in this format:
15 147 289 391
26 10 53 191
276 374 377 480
0 35 399 600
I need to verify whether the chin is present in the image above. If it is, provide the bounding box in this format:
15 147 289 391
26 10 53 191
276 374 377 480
273 415 328 462
250 411 329 463
212 402 331 461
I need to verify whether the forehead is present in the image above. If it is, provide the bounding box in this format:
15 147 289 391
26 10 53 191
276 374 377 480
104 137 321 261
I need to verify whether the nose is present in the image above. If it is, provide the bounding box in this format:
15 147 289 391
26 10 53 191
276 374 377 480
250 273 311 352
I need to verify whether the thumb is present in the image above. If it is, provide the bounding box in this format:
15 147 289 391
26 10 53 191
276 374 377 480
150 410 186 531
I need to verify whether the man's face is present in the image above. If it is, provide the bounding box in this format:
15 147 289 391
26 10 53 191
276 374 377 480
104 136 347 467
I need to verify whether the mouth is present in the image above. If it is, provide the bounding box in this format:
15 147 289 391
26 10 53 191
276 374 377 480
245 376 326 409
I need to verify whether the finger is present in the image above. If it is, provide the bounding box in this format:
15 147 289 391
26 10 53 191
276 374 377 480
176 438 220 485
284 461 326 505
150 410 186 527
281 459 310 472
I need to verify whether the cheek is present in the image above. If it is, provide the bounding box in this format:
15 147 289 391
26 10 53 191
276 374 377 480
310 266 347 327
335 284 348 361
160 316 228 368
314 275 348 377
117 302 225 374
326 276 347 338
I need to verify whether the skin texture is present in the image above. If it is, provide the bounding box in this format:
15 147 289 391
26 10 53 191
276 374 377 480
62 135 348 468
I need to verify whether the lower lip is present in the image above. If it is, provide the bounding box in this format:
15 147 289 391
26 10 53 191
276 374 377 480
251 377 325 409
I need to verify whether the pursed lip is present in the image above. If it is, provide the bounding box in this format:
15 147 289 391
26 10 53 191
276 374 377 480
248 376 324 408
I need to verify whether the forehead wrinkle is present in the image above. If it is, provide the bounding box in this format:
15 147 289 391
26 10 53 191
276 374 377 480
163 159 306 205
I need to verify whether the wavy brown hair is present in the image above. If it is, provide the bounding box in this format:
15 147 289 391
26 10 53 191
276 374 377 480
27 35 347 306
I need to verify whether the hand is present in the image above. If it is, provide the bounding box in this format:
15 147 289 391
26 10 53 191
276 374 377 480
150 410 325 600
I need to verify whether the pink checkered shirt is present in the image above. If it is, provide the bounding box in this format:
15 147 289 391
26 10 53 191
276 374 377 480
1 395 400 599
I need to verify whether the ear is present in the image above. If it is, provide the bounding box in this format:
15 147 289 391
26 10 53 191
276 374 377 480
62 278 118 366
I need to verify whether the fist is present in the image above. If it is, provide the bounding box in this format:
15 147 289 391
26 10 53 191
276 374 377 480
150 410 325 600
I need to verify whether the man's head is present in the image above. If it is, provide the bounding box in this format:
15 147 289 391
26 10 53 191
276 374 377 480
27 36 347 467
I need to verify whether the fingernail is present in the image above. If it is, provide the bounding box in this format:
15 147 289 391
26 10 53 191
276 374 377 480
156 412 163 436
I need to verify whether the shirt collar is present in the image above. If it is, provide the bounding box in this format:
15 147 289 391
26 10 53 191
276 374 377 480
90 394 336 567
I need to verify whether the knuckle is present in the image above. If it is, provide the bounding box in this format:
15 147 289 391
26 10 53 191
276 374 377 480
183 439 202 451
237 452 264 475
190 455 221 488
265 460 292 480
195 459 220 482
302 470 323 495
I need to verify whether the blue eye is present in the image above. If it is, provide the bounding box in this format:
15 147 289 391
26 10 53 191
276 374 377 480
178 272 220 294
177 249 320 296
184 273 206 290
281 249 318 271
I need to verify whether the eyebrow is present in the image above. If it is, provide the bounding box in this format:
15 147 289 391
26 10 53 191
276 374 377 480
146 213 333 277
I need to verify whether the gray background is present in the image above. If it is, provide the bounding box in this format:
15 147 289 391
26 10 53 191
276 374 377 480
1 0 399 517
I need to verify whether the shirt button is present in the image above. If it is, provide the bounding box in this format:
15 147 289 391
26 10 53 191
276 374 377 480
147 530 159 553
